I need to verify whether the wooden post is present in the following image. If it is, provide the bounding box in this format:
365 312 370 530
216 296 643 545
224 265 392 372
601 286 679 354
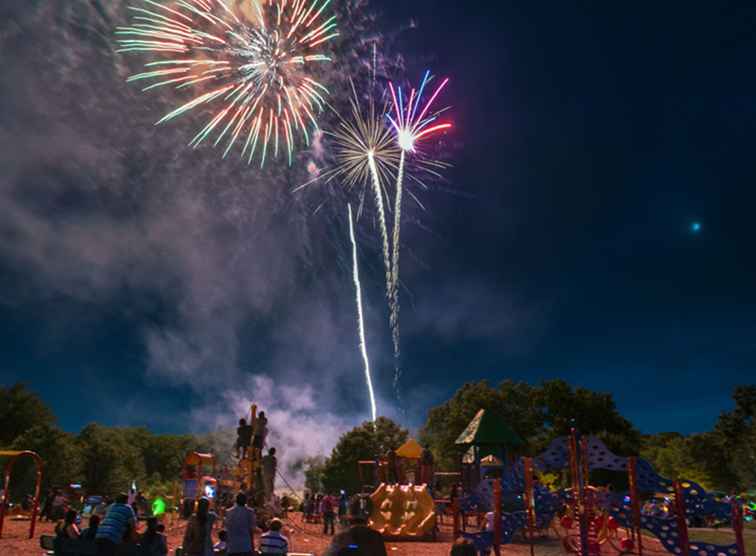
673 482 690 556
732 499 746 556
0 460 11 539
523 457 537 556
493 478 502 556
628 457 643 556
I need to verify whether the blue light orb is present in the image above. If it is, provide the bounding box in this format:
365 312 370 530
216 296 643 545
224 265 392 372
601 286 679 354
690 221 702 234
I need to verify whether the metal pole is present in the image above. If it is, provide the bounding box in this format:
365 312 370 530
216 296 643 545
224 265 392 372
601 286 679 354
29 453 43 539
523 457 537 556
628 457 643 556
673 482 690 556
732 499 746 556
493 478 502 556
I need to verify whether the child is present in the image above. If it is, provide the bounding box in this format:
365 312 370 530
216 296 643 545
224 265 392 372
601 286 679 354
236 418 252 459
213 529 228 555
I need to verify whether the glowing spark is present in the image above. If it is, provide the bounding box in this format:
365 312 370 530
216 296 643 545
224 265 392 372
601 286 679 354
117 0 338 166
348 203 377 423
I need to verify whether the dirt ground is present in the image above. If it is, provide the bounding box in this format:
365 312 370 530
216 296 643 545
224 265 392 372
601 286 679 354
0 513 678 556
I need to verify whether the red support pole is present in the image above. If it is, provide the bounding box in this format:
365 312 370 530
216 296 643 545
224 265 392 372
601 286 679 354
732 500 746 556
628 457 644 556
523 457 537 556
0 452 44 540
493 478 502 556
29 456 42 540
673 482 690 556
569 430 580 493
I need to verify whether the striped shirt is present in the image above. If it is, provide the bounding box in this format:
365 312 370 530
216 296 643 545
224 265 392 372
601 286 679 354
95 503 136 543
260 530 288 554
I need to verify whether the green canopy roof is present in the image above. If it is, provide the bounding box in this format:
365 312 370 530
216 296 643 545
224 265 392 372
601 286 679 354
455 409 524 448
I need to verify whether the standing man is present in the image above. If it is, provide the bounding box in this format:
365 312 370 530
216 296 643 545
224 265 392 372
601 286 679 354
95 493 137 556
224 493 256 556
321 493 336 535
261 448 277 502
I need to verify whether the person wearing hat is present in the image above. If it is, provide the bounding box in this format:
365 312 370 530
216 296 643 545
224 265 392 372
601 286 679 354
324 495 386 556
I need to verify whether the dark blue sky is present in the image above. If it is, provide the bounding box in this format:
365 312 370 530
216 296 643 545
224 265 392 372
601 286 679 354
1 1 754 438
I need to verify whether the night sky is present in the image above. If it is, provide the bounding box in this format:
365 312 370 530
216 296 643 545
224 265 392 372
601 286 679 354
1 0 755 447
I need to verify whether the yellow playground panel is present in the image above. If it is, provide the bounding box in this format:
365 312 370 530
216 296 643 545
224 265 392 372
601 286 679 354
368 483 436 539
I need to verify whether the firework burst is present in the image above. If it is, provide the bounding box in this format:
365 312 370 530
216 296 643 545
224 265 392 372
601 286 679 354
387 70 452 399
117 0 339 166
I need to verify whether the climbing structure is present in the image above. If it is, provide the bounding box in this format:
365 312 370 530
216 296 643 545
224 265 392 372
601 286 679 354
368 483 437 539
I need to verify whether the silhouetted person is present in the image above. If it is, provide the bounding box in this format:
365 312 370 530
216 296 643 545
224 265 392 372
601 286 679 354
182 497 216 556
139 517 167 556
236 418 253 459
261 448 277 502
324 495 385 556
224 492 256 556
81 514 101 541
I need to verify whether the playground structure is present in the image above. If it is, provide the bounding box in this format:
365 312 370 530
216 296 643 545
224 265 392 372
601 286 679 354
180 451 217 517
0 450 43 540
357 438 439 540
369 483 437 539
447 419 749 556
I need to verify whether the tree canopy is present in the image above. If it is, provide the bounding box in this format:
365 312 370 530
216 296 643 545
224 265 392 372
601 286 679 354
320 417 408 494
0 383 56 446
420 379 640 470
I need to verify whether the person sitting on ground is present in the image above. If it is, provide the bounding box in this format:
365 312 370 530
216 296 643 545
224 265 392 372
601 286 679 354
95 493 137 556
81 514 101 541
138 517 168 556
182 497 216 556
253 412 268 458
259 518 288 555
56 509 81 540
213 530 228 555
224 492 256 556
450 537 477 556
236 418 253 460
324 495 386 556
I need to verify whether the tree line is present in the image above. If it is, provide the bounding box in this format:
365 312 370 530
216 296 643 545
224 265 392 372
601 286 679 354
1 380 754 500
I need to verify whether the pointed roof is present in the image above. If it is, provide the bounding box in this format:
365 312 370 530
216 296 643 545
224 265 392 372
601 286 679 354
454 409 523 448
395 438 424 459
480 454 503 467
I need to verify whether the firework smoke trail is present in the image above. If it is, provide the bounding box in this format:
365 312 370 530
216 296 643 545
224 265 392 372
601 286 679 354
348 203 377 422
387 71 452 398
117 0 338 166
298 83 399 310
367 152 392 310
390 148 405 399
